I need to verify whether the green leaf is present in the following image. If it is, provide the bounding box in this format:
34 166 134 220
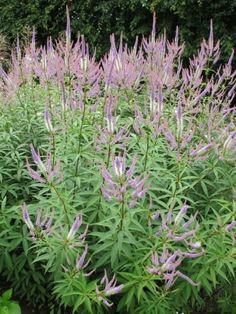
7 303 21 314
2 289 12 302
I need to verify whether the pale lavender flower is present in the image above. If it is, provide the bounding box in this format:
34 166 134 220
182 251 204 258
152 211 160 221
22 204 54 238
225 221 236 231
188 241 202 249
190 143 213 157
30 144 46 172
96 270 124 307
101 153 148 205
176 102 183 137
113 155 125 177
22 203 34 230
147 249 199 288
44 106 54 132
26 145 61 183
175 205 189 225
175 271 199 286
67 213 83 240
76 244 89 270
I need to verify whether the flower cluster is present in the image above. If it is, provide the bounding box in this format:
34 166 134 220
22 203 54 239
101 153 148 207
96 270 124 307
26 144 61 183
152 205 203 253
147 249 199 289
148 204 204 288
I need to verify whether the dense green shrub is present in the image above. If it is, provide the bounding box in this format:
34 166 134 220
0 14 236 313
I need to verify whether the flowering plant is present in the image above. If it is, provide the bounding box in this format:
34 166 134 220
0 11 236 314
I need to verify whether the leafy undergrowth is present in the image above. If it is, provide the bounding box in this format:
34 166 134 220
0 12 236 314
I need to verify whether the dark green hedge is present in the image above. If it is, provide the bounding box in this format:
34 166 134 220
0 0 235 59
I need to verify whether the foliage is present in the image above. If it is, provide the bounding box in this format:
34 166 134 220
0 289 21 314
0 0 236 59
0 13 236 314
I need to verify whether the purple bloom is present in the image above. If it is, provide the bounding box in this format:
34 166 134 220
175 205 189 225
182 251 204 258
76 244 89 270
67 213 82 240
26 145 61 183
44 106 54 132
147 249 200 288
113 155 125 177
22 203 34 230
190 143 213 157
176 102 183 137
152 211 160 221
30 144 45 172
225 221 236 231
96 270 124 307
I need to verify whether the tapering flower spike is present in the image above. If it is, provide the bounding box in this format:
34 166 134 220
26 145 61 183
22 203 34 230
225 221 236 231
67 213 83 241
44 105 54 132
76 244 89 270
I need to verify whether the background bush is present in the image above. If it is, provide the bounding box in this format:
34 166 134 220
0 0 236 59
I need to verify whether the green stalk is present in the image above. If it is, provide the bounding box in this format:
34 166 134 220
118 194 126 231
49 182 70 225
74 97 87 178
144 131 150 172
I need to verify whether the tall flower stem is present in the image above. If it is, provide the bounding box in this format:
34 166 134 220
75 92 87 179
49 182 70 225
144 131 150 172
97 142 112 214
118 194 126 231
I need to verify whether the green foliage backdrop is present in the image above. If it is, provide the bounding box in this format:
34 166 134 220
0 0 236 59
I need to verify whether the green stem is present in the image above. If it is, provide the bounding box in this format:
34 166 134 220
118 193 126 231
50 182 70 225
75 99 86 178
144 131 150 172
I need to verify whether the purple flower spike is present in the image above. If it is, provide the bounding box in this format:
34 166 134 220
176 102 183 137
44 106 54 132
66 6 71 44
22 203 34 230
67 213 83 240
182 251 204 258
35 208 42 226
176 271 199 286
189 241 201 249
76 244 89 270
151 252 159 266
26 159 46 183
27 145 61 183
225 221 236 231
175 205 189 225
190 143 213 157
152 211 160 221
30 144 46 172
113 156 125 177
